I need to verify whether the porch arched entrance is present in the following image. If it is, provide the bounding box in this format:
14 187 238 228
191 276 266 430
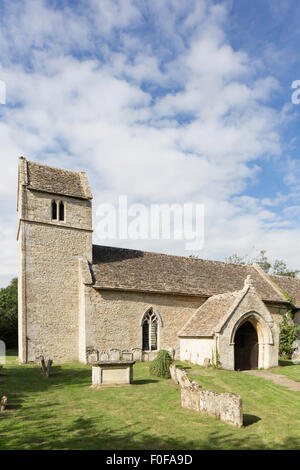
234 321 258 370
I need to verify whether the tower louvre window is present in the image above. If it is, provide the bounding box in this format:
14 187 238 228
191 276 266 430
51 200 57 220
59 201 65 221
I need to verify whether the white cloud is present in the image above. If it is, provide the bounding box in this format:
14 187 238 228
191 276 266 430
0 0 298 285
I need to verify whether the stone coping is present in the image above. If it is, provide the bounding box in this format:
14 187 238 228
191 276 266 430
92 361 136 366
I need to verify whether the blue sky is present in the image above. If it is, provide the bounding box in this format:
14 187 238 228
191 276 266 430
1 0 300 286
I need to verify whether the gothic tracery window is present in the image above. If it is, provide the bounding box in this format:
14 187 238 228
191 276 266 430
142 309 158 351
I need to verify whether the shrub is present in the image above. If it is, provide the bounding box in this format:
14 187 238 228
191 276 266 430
149 349 173 378
279 312 300 358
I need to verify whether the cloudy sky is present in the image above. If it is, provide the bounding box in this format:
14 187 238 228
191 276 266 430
1 0 300 286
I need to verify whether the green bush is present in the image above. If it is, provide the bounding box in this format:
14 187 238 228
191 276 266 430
0 278 18 348
279 312 300 358
149 349 173 378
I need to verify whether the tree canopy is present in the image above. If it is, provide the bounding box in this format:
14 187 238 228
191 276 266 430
225 250 299 278
0 278 18 348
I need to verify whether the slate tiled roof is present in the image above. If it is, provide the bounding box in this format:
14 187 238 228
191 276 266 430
91 245 288 303
270 275 300 308
178 290 243 337
26 160 92 199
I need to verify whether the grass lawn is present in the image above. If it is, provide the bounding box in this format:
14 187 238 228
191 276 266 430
270 360 300 382
0 351 299 450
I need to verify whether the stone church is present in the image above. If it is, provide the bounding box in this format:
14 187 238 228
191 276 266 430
17 157 300 369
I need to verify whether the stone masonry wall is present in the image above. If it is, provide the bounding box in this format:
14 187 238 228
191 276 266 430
84 289 205 360
18 186 92 363
170 365 243 427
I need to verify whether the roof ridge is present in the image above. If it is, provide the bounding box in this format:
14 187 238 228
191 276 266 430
26 158 84 176
271 273 300 281
251 263 287 302
92 244 253 267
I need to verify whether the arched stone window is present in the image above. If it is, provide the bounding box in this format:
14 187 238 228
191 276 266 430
59 201 65 221
51 200 57 220
142 308 160 351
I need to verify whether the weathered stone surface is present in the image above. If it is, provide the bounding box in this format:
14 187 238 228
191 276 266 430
176 368 192 388
88 352 99 363
174 365 243 426
122 351 134 361
199 390 220 418
219 393 243 427
92 361 135 385
203 357 211 367
181 386 201 412
291 340 300 365
132 348 142 361
0 396 7 412
167 347 175 360
92 366 101 385
170 364 179 384
99 351 109 361
110 349 121 361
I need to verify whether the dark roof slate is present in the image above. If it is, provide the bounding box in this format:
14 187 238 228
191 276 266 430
26 160 92 199
91 245 287 302
178 290 243 336
270 275 300 308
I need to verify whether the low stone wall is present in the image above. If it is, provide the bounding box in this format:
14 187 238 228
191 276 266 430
171 365 243 427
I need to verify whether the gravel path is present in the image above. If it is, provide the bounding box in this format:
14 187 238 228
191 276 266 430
243 370 300 391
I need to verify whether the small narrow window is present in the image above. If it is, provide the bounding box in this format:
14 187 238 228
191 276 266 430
51 200 57 220
59 201 65 221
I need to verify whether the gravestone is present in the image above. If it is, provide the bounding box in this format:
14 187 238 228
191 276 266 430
110 349 121 361
99 351 109 361
122 351 134 361
203 357 211 367
132 348 143 361
291 340 300 365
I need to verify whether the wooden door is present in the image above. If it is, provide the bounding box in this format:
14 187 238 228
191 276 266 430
234 321 258 370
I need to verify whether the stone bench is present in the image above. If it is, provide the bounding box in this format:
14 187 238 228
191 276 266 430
92 360 136 386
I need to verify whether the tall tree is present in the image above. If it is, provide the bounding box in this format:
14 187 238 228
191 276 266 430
0 278 18 348
225 250 299 278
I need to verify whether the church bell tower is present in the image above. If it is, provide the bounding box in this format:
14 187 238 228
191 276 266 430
17 157 93 362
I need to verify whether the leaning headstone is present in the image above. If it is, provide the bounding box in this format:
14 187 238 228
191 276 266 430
40 355 47 374
46 359 53 378
176 368 192 388
170 364 179 384
181 385 201 412
199 390 220 418
203 357 211 367
167 347 175 360
291 340 300 365
0 396 7 412
219 393 243 427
